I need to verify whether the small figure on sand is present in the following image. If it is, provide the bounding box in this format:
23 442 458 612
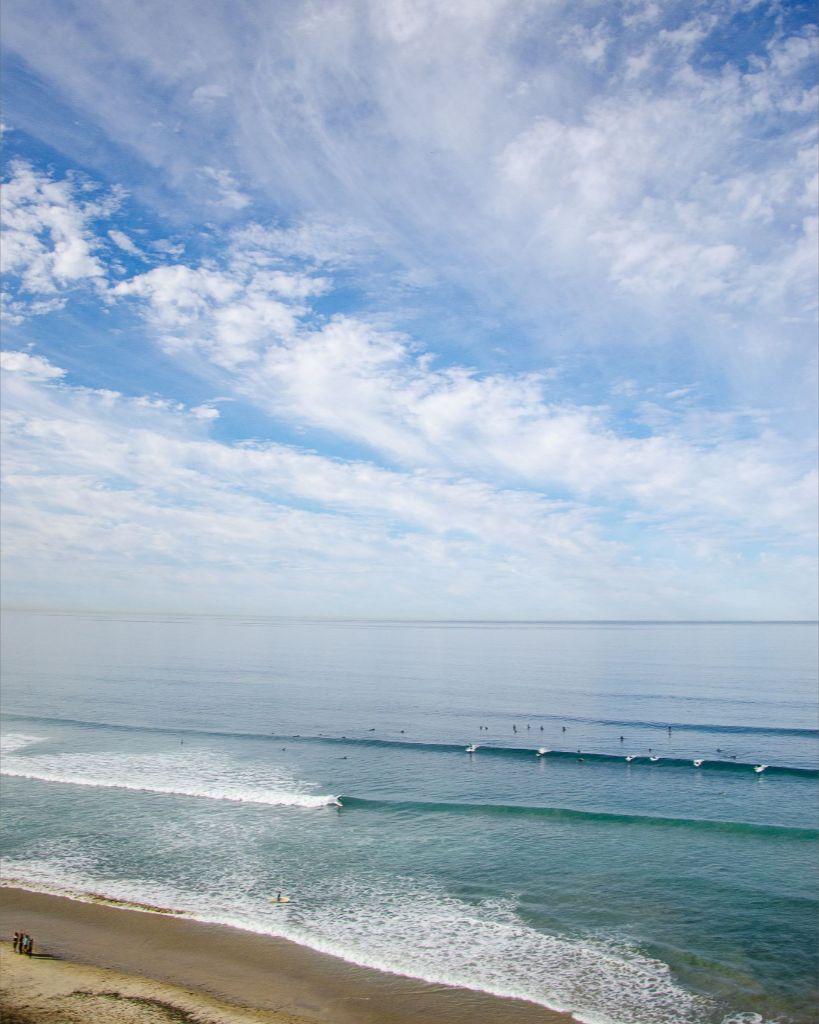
13 931 20 953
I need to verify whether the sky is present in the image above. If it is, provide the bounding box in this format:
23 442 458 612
1 0 817 619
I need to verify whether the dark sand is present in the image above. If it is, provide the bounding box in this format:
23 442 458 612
0 887 575 1024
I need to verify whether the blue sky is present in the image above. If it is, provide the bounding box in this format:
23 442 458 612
1 0 817 618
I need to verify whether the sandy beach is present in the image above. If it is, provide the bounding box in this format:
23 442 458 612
0 887 573 1024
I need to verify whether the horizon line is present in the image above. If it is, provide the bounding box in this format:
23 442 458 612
1 606 816 625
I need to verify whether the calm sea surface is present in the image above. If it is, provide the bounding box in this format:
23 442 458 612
1 611 817 1024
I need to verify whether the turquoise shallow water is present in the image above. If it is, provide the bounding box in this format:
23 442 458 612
1 611 817 1024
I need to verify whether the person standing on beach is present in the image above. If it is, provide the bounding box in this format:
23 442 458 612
26 936 34 957
13 931 20 953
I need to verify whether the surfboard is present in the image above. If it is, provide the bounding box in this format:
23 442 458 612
270 896 291 904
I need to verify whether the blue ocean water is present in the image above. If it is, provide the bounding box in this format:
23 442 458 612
1 610 817 1024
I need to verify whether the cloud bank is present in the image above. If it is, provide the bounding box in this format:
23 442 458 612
1 0 816 617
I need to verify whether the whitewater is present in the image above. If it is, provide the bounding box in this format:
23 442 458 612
1 611 817 1024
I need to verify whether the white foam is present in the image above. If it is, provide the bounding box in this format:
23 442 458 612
1 746 340 809
0 733 46 754
1 856 774 1024
269 875 719 1024
1 859 195 920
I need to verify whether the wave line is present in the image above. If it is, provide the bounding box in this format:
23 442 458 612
1 768 341 809
340 797 818 838
3 713 816 775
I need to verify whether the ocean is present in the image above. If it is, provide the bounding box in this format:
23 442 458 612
1 610 817 1024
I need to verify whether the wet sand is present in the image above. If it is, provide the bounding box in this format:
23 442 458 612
0 887 574 1024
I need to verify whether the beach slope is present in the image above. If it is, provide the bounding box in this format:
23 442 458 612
0 887 571 1024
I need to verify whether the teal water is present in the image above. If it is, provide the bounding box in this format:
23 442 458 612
1 611 817 1024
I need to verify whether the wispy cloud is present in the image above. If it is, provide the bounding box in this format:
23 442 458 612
5 2 814 369
108 228 144 257
106 231 816 548
2 353 814 617
0 0 816 616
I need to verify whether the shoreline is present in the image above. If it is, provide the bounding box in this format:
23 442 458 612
0 886 575 1024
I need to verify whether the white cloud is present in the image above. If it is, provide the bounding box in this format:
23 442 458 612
231 220 376 268
189 404 220 420
108 228 144 256
0 1 815 617
0 350 66 381
1 161 111 318
2 364 814 617
201 167 250 210
107 238 818 551
151 238 185 257
191 83 229 106
3 1 815 384
495 34 818 324
112 239 331 369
